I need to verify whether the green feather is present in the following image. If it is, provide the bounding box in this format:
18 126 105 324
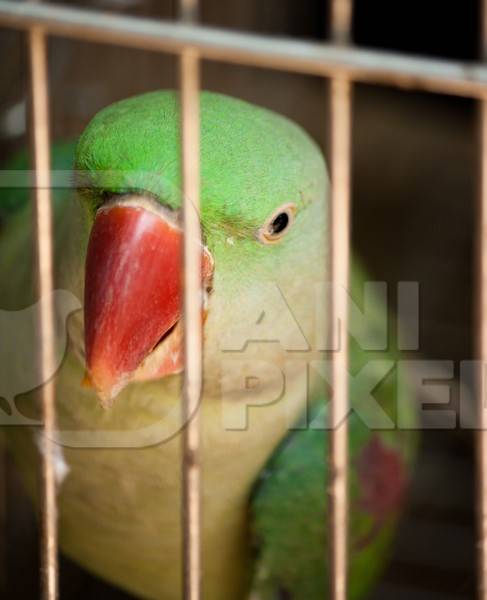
251 261 418 599
75 90 325 233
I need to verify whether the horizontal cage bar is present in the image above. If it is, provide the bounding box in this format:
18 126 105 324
0 1 486 98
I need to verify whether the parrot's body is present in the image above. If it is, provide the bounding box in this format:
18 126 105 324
0 91 417 599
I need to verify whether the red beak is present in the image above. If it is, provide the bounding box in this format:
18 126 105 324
84 198 212 402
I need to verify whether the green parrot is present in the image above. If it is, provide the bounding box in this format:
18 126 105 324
0 91 418 599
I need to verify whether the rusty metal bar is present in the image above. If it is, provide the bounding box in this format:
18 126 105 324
331 0 352 45
179 4 202 599
28 25 58 600
0 433 6 595
180 47 203 600
478 99 487 600
328 2 352 598
478 1 487 597
179 0 199 24
328 78 352 600
2 2 487 99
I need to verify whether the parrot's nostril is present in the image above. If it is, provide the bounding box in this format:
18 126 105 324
153 320 178 351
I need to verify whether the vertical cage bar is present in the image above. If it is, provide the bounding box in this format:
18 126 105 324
179 0 199 24
180 47 203 600
478 4 487 598
328 74 352 600
478 100 487 600
179 2 202 598
330 0 352 45
0 433 6 595
328 1 352 599
28 25 58 600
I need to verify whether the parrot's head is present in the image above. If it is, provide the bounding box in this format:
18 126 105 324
75 91 328 403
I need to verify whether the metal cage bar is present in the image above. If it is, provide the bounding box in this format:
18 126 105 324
179 5 203 600
478 3 487 598
28 24 58 600
179 0 199 24
478 99 487 600
179 0 203 596
328 2 352 598
180 48 203 600
331 0 352 45
328 76 352 600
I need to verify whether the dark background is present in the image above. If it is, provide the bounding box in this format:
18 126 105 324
0 0 480 598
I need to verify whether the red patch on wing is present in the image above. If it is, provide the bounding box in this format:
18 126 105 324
357 435 408 516
353 435 409 551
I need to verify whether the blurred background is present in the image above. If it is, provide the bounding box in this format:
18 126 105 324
0 0 480 598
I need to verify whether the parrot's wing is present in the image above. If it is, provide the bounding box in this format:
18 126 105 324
250 403 417 600
250 260 419 600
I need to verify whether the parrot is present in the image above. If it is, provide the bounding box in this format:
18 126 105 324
0 90 418 600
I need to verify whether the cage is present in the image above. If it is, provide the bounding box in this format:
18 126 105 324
0 0 484 599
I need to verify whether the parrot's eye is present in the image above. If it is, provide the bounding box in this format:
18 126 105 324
258 203 297 244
